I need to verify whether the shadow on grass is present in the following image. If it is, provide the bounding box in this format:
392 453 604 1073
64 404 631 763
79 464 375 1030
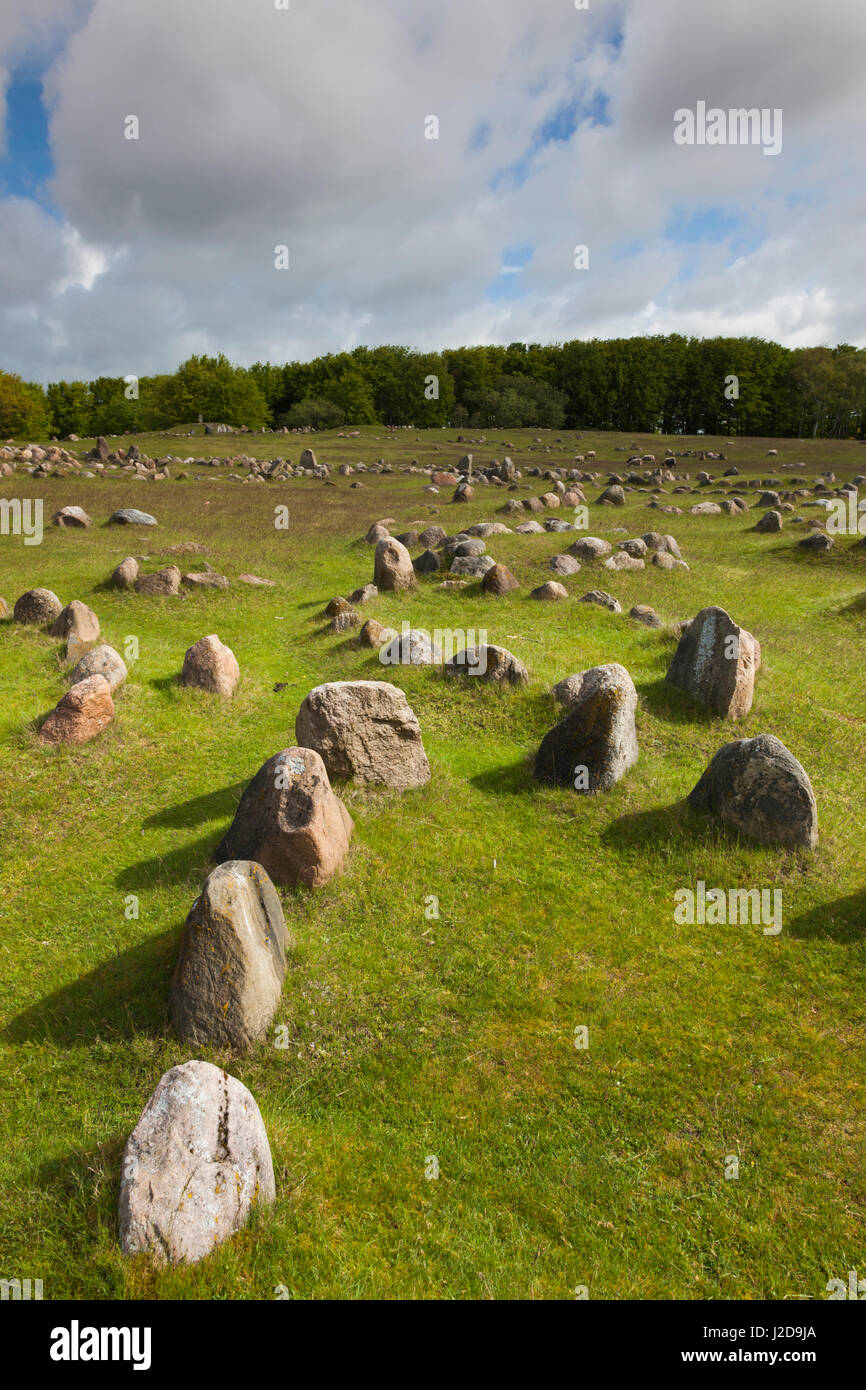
785 889 866 944
143 782 245 830
839 591 866 618
4 929 175 1045
469 755 535 796
637 676 718 727
115 831 220 891
603 802 756 854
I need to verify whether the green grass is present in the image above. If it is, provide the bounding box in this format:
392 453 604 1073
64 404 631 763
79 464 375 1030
0 425 864 1300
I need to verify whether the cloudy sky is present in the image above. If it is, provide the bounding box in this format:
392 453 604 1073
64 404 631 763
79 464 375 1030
1 0 864 383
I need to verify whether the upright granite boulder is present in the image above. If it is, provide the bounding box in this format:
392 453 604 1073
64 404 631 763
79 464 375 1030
687 733 818 849
118 1060 276 1266
180 634 240 697
374 537 416 591
535 662 638 792
49 600 100 644
295 680 430 788
169 861 291 1050
665 606 760 720
215 747 352 888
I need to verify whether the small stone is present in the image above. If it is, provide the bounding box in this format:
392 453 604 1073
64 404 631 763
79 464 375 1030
109 508 157 526
482 563 520 595
14 588 63 625
530 581 568 601
69 644 128 692
38 673 114 745
135 565 181 596
579 590 621 613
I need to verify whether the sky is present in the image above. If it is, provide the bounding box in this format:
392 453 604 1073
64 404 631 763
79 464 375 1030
0 0 864 384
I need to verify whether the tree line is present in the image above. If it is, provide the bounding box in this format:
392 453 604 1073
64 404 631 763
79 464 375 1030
1 337 864 439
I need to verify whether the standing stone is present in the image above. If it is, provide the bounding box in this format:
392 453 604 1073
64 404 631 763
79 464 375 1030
49 600 100 643
687 733 818 849
536 663 638 791
169 861 291 1050
38 674 114 745
665 606 760 720
180 634 240 697
482 563 520 594
597 485 625 506
299 447 317 468
13 588 62 625
118 1060 276 1266
413 549 441 575
359 619 397 649
112 557 139 589
756 510 783 533
69 644 128 692
215 747 352 888
374 537 416 591
295 681 430 788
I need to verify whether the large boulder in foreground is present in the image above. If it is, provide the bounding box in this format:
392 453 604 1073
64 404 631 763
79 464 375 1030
374 537 416 591
687 733 818 849
665 606 760 720
180 634 239 697
296 680 430 788
14 588 62 625
118 1060 275 1266
38 673 114 745
215 747 352 888
535 663 638 792
169 861 291 1050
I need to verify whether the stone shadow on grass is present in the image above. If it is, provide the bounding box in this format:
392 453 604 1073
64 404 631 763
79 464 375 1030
637 677 719 727
469 755 536 796
602 801 760 854
3 929 176 1045
785 890 866 944
115 830 220 891
142 782 245 830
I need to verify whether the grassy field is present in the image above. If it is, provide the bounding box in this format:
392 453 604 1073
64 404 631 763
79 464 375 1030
0 424 864 1300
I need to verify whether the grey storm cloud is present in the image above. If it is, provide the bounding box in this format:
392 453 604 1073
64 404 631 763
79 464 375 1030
1 0 864 382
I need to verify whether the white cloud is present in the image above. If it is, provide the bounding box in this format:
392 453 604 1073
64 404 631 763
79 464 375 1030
0 0 864 381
